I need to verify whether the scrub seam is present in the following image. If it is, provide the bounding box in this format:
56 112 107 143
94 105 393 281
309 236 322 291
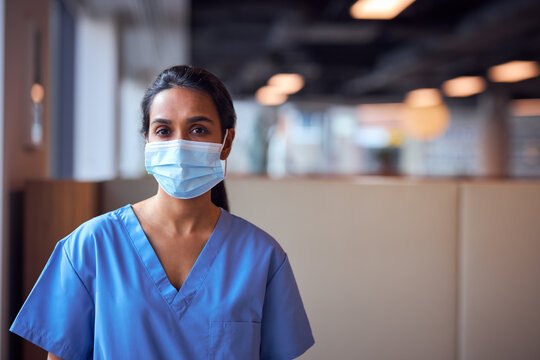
118 206 181 315
62 241 95 305
266 253 288 288
181 209 233 307
11 321 84 360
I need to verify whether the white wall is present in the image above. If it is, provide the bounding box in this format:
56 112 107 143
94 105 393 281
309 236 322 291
74 14 118 180
118 78 145 178
120 21 189 79
117 0 189 179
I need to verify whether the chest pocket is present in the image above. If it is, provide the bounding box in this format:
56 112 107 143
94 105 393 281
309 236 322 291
209 321 261 359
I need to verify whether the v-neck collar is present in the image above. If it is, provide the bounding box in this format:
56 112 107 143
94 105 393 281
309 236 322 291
118 204 232 319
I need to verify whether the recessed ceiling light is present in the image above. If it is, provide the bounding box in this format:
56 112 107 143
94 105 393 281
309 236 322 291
488 61 540 83
442 76 486 97
350 0 416 20
404 88 443 108
255 86 287 106
267 73 305 95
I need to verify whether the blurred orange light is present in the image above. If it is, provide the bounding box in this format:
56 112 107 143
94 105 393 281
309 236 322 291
442 76 486 97
267 73 304 94
511 99 540 116
404 88 442 108
402 103 450 140
350 0 415 20
403 88 448 140
488 61 539 83
30 83 45 103
255 86 287 106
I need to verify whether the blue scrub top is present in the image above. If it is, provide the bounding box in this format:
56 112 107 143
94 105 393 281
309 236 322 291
10 205 314 359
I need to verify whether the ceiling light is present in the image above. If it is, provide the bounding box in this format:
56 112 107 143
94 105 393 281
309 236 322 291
488 61 540 83
30 83 45 103
267 73 304 94
511 99 540 117
350 0 415 20
442 76 486 97
404 88 443 108
255 86 287 106
402 103 450 140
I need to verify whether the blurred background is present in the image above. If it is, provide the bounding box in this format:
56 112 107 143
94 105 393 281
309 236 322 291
1 0 540 359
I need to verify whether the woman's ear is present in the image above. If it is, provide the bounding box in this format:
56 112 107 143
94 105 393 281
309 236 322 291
220 128 236 160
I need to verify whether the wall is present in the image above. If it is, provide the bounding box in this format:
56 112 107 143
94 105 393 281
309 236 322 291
98 177 540 359
227 178 459 360
0 0 4 356
3 0 50 191
2 0 50 358
73 13 118 181
459 182 540 360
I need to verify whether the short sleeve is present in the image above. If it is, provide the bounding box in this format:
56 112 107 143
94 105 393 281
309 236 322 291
260 255 315 360
10 240 95 360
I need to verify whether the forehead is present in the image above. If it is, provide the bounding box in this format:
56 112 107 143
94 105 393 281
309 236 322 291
149 87 219 120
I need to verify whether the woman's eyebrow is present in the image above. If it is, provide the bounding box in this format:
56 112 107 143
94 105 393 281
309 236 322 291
150 118 172 125
150 116 215 126
186 116 214 124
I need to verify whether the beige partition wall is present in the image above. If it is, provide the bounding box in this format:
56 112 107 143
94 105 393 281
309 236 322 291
227 178 459 360
459 182 540 360
98 177 540 359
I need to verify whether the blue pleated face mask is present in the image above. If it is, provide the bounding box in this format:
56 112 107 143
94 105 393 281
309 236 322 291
145 130 228 199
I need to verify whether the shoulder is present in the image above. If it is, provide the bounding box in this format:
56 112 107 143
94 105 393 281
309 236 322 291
228 211 283 249
62 205 128 246
224 210 287 271
59 205 131 269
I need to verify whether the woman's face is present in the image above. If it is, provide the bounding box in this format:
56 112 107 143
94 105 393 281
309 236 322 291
147 87 234 159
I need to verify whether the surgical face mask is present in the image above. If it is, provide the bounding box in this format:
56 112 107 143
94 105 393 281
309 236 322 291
145 130 228 199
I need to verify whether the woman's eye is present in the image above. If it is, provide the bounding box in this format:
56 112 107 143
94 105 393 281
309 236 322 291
191 126 208 134
155 128 170 136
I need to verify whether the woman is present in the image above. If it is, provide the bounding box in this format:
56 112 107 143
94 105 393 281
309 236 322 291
10 65 314 359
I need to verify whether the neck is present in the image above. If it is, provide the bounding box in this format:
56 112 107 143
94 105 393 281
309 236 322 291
149 186 221 235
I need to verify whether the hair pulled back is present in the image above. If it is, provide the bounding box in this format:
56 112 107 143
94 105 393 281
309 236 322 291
141 65 236 211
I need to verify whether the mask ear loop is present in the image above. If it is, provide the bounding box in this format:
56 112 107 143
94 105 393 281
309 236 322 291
220 129 229 177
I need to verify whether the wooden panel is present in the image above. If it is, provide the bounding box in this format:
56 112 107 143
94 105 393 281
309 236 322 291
22 180 99 360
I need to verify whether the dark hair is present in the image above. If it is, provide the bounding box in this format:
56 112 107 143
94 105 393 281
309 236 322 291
141 65 236 211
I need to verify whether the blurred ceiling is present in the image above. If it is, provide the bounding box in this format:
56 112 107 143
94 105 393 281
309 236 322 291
73 0 540 102
71 0 189 79
191 0 540 102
